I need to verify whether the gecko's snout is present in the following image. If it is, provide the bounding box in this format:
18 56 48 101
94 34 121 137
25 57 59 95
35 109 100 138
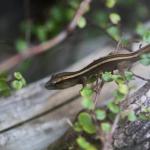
45 80 56 90
45 81 50 89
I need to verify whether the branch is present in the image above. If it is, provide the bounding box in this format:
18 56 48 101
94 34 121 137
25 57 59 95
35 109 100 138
0 0 92 73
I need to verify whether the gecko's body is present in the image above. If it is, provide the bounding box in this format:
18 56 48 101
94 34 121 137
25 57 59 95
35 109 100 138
45 45 150 89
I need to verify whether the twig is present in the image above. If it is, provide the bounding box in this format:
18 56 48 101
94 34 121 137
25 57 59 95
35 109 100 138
0 0 92 73
102 114 120 150
111 114 120 135
133 72 150 81
94 80 104 107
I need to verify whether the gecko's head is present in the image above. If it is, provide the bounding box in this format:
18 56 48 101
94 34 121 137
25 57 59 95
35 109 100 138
45 72 79 90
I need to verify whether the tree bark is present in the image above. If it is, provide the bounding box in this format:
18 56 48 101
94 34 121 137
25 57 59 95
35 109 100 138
113 82 150 150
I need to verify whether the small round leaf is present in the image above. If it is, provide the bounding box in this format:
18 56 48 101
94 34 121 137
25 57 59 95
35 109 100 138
78 112 96 134
12 80 23 90
109 13 121 24
80 87 93 97
95 109 106 120
108 102 120 113
101 122 111 133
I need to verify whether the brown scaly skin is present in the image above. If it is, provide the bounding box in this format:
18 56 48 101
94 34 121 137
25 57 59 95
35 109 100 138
45 44 150 90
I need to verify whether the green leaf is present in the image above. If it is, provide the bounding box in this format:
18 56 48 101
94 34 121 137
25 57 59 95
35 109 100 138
136 23 150 43
51 6 62 22
143 31 150 43
108 102 120 113
80 87 93 98
125 71 133 81
136 23 146 36
16 39 27 52
82 98 94 110
21 78 26 86
113 90 125 103
77 16 87 28
140 53 150 66
128 110 137 121
112 74 123 83
65 8 75 20
140 58 150 66
36 26 47 42
107 26 120 41
141 53 150 59
76 136 97 150
0 80 9 92
13 72 26 87
12 80 23 90
0 90 10 97
0 73 7 79
95 109 106 120
106 0 117 8
101 122 111 133
94 11 109 28
74 122 83 132
118 83 128 95
14 72 23 80
109 13 121 24
102 72 113 82
0 75 10 96
78 112 96 134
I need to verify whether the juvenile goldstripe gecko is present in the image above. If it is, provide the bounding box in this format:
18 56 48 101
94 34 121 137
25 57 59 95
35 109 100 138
45 44 150 90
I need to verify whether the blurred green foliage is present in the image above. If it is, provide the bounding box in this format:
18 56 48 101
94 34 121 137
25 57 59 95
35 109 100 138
140 53 150 66
16 0 150 52
13 0 150 88
0 72 26 97
77 112 96 134
101 122 111 133
16 0 81 51
136 23 150 44
95 109 106 120
76 66 150 149
76 136 97 150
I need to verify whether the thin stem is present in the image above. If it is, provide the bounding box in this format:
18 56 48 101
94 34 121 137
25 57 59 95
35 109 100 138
94 80 104 107
133 72 150 81
102 114 120 150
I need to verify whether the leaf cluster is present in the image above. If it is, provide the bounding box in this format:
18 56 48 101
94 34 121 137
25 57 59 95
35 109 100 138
0 72 26 97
